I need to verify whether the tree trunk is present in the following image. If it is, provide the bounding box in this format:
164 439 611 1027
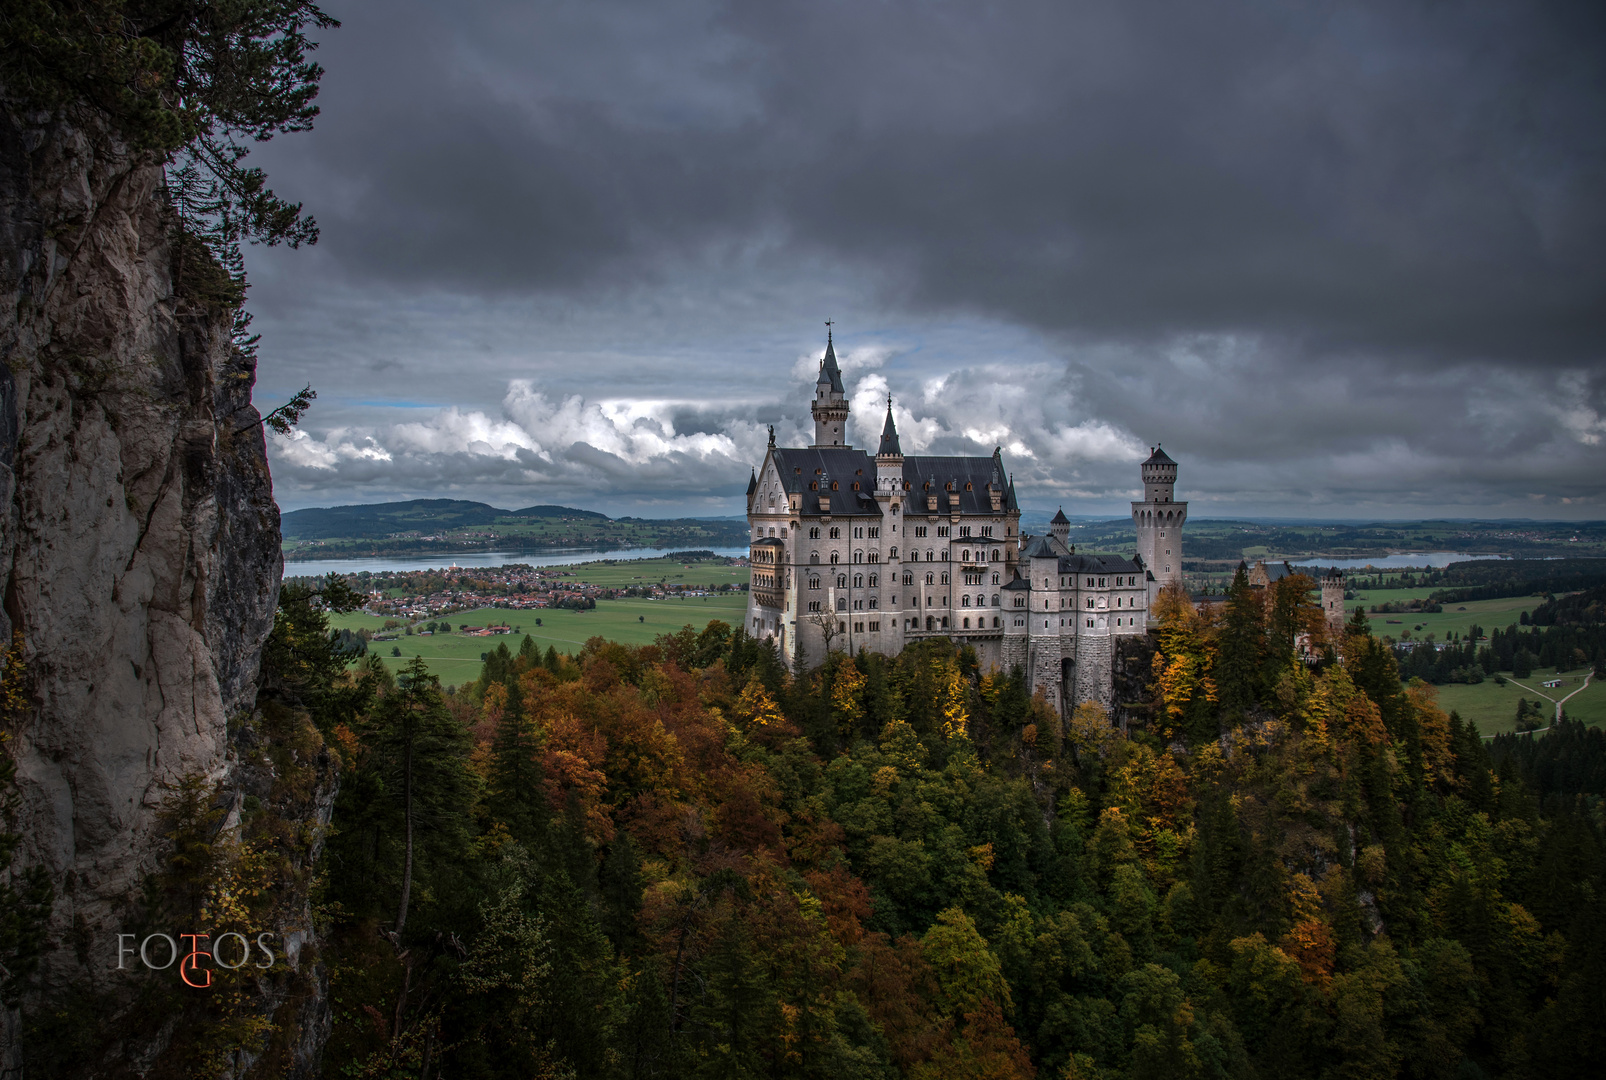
397 739 414 935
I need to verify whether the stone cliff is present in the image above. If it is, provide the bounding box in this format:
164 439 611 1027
0 110 330 1076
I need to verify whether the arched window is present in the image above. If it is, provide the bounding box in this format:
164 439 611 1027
992 616 1000 628
809 551 819 564
992 549 1000 561
868 574 878 587
940 572 949 585
853 574 863 588
809 527 820 539
869 597 878 609
854 550 863 564
963 617 971 628
903 572 913 585
837 574 847 588
927 550 934 561
962 595 971 607
889 546 898 559
925 572 935 585
836 597 847 611
992 594 1000 606
808 577 820 589
992 573 1000 585
962 549 970 561
830 552 839 564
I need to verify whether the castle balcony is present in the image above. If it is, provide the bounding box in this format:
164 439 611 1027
754 585 785 609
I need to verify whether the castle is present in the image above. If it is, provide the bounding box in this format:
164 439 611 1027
743 331 1189 712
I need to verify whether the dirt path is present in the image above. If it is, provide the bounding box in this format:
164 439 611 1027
1507 672 1594 723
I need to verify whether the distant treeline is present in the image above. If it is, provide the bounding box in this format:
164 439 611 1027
1427 559 1606 603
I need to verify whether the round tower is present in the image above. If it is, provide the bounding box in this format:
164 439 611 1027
1131 445 1187 601
811 327 850 447
1322 568 1345 637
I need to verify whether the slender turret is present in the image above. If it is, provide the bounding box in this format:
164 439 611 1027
811 328 850 447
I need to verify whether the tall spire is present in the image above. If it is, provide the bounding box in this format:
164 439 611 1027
817 323 845 393
878 395 903 457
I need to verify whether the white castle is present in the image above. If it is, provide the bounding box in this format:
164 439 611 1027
744 331 1188 712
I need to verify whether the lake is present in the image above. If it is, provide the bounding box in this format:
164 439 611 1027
282 545 751 578
1290 552 1509 570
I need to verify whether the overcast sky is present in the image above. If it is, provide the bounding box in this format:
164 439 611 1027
244 0 1605 520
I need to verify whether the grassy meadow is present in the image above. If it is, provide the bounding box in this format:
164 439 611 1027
334 593 751 686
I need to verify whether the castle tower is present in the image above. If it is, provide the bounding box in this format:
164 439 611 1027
1131 446 1187 596
1322 568 1345 638
811 328 850 447
876 398 904 490
1049 507 1070 552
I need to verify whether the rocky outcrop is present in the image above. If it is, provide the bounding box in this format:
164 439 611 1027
0 109 325 1076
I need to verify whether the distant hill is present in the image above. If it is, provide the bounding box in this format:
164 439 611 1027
282 499 608 540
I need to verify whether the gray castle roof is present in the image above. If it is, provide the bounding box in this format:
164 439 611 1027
1051 507 1070 525
764 444 1018 518
816 331 845 394
1143 445 1176 466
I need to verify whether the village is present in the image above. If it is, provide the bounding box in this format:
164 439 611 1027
316 560 749 642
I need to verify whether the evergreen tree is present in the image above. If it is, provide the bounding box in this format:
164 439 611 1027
1216 563 1263 717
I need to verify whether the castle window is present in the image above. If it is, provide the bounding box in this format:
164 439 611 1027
869 597 878 609
854 527 863 538
959 526 972 537
868 574 878 587
868 526 879 538
937 526 950 537
965 482 972 491
1087 599 1094 609
831 481 839 490
836 598 847 611
992 573 1000 585
810 551 820 564
962 596 970 607
851 482 859 490
838 574 847 588
853 599 863 610
982 526 993 537
925 572 935 585
830 552 839 564
992 594 1000 605
1015 618 1024 627
854 550 863 563
1087 618 1094 627
809 577 820 590
810 482 817 490
962 549 970 561
927 550 934 561
1098 577 1105 587
808 601 821 612
914 526 927 538
889 546 898 559
940 572 950 585
809 527 820 539
993 617 1000 627
869 620 880 631
854 621 863 632
903 572 913 585
868 550 880 563
963 617 970 627
1086 578 1094 587
854 574 863 588
829 527 840 539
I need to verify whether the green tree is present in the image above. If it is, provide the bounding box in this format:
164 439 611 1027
1215 563 1263 717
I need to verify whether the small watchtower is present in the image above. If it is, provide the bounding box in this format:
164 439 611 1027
1322 568 1345 638
1049 507 1071 551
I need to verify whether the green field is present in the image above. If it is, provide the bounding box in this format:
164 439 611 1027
1351 588 1543 643
1430 669 1602 737
354 594 750 685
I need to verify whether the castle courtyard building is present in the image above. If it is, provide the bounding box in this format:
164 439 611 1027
745 332 1176 712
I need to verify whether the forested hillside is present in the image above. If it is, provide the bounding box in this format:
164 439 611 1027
268 569 1601 1077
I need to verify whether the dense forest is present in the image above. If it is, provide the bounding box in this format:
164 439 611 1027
48 567 1601 1078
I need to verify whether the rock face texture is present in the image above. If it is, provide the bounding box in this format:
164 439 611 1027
0 112 327 1075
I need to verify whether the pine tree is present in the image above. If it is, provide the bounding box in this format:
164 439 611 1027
487 677 545 845
1216 563 1264 717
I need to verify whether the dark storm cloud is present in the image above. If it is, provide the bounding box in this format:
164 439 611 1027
247 0 1606 515
272 0 1605 363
